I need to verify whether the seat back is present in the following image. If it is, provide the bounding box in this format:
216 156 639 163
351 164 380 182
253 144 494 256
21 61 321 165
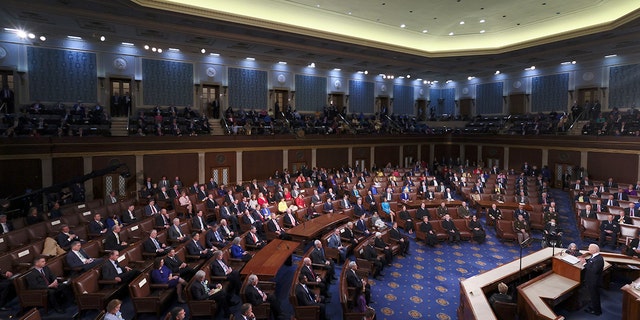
493 301 517 320
128 272 151 298
72 268 100 295
6 229 30 249
18 307 41 320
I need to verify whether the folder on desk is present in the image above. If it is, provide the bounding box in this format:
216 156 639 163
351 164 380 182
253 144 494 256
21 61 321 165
561 255 580 265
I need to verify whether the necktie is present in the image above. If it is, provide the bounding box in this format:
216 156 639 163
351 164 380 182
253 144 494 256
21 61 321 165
129 211 134 219
194 240 202 250
40 269 49 285
631 207 635 217
219 260 229 273
115 233 120 244
215 231 222 241
153 238 160 249
255 285 266 300
76 250 87 262
289 214 296 226
176 226 182 237
152 206 157 214
251 232 258 243
304 285 314 301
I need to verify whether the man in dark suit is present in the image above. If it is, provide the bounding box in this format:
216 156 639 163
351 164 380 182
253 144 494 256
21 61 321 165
207 178 218 191
104 225 128 251
186 232 214 259
56 224 81 251
362 241 384 279
244 273 283 319
355 215 370 236
374 232 393 265
309 240 336 280
144 199 161 216
189 270 229 317
88 213 107 235
599 214 619 248
143 229 170 256
191 210 208 233
346 261 371 304
581 244 604 315
441 214 461 244
205 223 228 249
0 268 15 311
353 198 368 217
420 216 438 247
25 256 70 313
155 209 171 229
301 257 329 298
0 215 13 234
389 222 409 255
580 204 597 219
283 208 299 228
219 202 240 232
626 235 640 258
341 222 359 246
121 204 138 224
605 195 619 207
66 241 103 271
164 248 196 280
245 226 266 249
168 218 189 243
205 193 219 210
295 274 326 320
210 250 242 295
266 214 291 240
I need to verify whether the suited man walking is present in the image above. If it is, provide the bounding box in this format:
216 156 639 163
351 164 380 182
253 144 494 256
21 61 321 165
581 244 604 315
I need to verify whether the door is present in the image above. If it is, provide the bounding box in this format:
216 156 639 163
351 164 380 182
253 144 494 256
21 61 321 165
202 85 220 118
577 87 599 119
103 174 127 200
460 98 473 118
211 167 230 186
110 78 132 117
378 96 389 116
354 159 366 172
508 94 527 115
329 93 344 114
554 163 574 189
416 99 426 120
290 162 307 174
274 90 288 118
0 70 15 114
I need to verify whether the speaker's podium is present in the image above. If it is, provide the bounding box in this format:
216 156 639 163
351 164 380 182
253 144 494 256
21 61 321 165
517 253 584 320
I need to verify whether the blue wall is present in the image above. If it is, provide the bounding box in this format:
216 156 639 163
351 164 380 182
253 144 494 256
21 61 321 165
142 59 193 106
476 82 503 114
348 80 374 114
228 68 268 110
430 88 456 115
531 73 568 112
27 47 97 102
393 85 414 115
609 64 640 108
295 75 327 112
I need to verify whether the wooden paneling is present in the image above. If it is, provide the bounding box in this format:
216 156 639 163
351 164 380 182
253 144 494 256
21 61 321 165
243 150 282 181
352 147 370 168
482 146 504 168
93 155 137 200
421 144 432 164
464 145 478 167
144 153 198 187
288 149 312 169
509 148 542 171
52 157 83 185
588 152 638 183
548 149 581 181
204 151 236 182
317 148 348 169
403 145 419 162
434 144 460 164
0 159 41 198
375 146 400 168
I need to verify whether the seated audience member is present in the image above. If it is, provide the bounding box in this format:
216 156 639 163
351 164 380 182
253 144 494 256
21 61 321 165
105 213 122 230
167 306 186 320
487 203 502 224
189 270 229 318
210 250 242 295
155 209 171 229
168 218 189 243
150 257 186 303
0 268 15 311
295 274 326 319
143 229 171 256
66 241 103 271
397 204 414 233
515 214 531 246
230 236 252 261
88 213 108 235
178 191 193 215
267 213 291 240
244 274 283 319
205 223 228 249
441 214 461 244
26 207 44 225
191 210 208 233
468 215 486 244
420 216 438 247
457 201 471 219
164 248 196 281
186 232 214 259
380 198 395 223
362 241 384 279
144 199 161 216
104 299 125 320
310 240 336 280
245 226 267 249
327 228 347 262
599 214 619 249
101 250 141 285
370 211 386 230
374 232 393 265
389 222 410 255
26 256 71 313
0 214 13 234
122 204 138 224
489 282 513 310
104 224 128 251
626 235 640 258
56 224 82 250
565 243 582 257
322 198 334 213
544 219 563 247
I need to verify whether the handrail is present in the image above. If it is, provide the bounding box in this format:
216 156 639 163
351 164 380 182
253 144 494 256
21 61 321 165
568 109 589 131
383 114 403 133
337 113 356 134
220 117 231 135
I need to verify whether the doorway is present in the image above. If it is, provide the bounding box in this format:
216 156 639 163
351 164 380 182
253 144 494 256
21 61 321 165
0 70 15 113
554 163 574 189
416 99 426 120
202 85 220 118
378 96 389 116
274 89 288 118
459 98 473 119
211 167 230 186
110 78 132 117
508 94 527 115
329 93 344 115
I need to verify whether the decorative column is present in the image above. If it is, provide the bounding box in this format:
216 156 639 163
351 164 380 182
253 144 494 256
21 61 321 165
541 149 549 167
580 151 588 172
198 152 205 183
236 151 243 183
370 147 375 168
83 156 93 200
41 157 53 206
348 147 353 167
283 150 289 171
399 145 404 168
504 147 509 171
311 149 317 168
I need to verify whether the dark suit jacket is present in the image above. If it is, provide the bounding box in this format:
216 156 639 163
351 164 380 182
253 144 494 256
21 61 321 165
164 255 185 273
144 204 160 216
155 214 170 228
295 283 317 306
190 281 211 301
346 269 363 288
88 220 106 234
122 210 137 224
362 245 379 261
283 213 298 227
584 254 604 285
210 260 228 277
56 232 79 250
168 225 187 240
244 284 266 306
309 248 327 264
0 222 14 234
104 231 126 251
142 237 164 253
186 239 205 256
441 219 458 232
25 267 56 289
101 260 124 280
245 232 263 246
191 216 207 232
205 230 226 249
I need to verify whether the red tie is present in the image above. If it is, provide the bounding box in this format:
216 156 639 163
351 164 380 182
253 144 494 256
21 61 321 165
252 232 258 243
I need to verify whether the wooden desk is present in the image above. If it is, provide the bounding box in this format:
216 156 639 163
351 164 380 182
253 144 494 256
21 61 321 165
405 199 462 209
476 200 533 212
621 278 640 320
239 239 298 281
286 213 350 243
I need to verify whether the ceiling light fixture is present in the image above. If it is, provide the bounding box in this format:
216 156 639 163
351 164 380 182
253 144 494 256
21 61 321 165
200 48 206 54
406 75 411 78
278 61 287 65
210 53 220 56
495 70 501 75
480 19 486 23
468 76 475 80
400 24 406 28
157 48 163 53
364 70 368 75
121 42 134 46
246 57 255 61
423 80 428 84
99 35 106 41
144 45 150 50
168 48 180 52
16 30 27 39
446 80 453 83
27 33 35 39
151 47 157 52
67 35 82 40
333 68 341 71
422 29 428 33
39 35 46 41
525 66 536 71
459 21 465 25
449 32 454 36
3 28 18 32
604 54 617 58
308 62 315 68
480 30 485 33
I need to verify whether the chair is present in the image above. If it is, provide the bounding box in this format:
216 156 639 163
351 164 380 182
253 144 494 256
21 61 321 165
71 268 125 314
185 266 218 318
492 300 517 320
453 219 472 241
618 224 639 247
529 211 545 230
579 218 601 241
129 272 175 316
496 220 517 242
18 308 41 320
240 276 272 319
288 267 321 320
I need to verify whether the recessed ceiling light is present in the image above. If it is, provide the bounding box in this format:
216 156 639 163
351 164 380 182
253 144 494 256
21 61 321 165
157 48 163 53
525 66 536 71
151 47 157 52
480 19 486 23
200 48 206 54
39 35 46 41
16 30 27 39
423 80 427 84
316 4 320 7
168 48 180 52
446 80 453 83
422 29 428 33
432 80 438 84
278 61 287 65
480 30 485 33
246 57 255 61
468 76 475 80
495 70 501 75
398 76 405 79
333 68 341 71
99 35 106 41
67 35 82 40
3 28 18 32
459 21 465 25
27 33 35 39
143 45 149 50
210 53 220 56
364 70 368 75
121 42 134 46
604 54 617 58
406 75 411 78
400 24 406 28
449 32 454 36
348 12 352 15
308 62 315 68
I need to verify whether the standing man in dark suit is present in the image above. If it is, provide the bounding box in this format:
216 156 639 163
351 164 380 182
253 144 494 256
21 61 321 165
310 240 336 280
581 244 604 315
25 256 70 313
346 261 371 305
